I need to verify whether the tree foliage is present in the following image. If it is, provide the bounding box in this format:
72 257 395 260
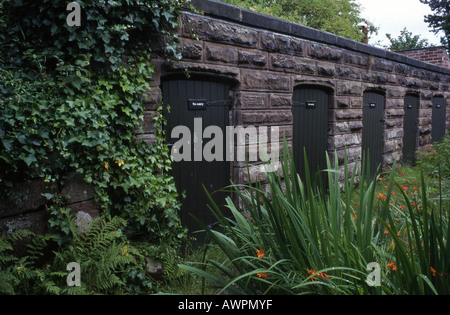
220 0 377 42
420 0 450 50
0 0 188 245
386 27 430 51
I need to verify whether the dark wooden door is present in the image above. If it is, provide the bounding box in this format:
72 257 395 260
292 86 329 185
402 95 419 166
362 91 385 179
162 79 231 233
432 96 447 143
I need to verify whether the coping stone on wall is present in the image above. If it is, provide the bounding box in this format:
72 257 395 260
189 0 450 76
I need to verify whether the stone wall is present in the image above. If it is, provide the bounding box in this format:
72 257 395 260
2 0 450 235
0 173 98 236
141 0 450 188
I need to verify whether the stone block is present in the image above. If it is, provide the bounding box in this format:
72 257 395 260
329 133 361 150
335 146 361 164
334 109 363 120
61 172 95 205
0 210 48 236
336 65 361 80
180 39 203 60
386 109 404 117
344 53 369 67
182 14 258 47
295 60 316 74
234 161 283 184
385 118 403 128
0 180 47 219
240 110 292 125
307 43 343 61
384 128 404 140
238 50 267 67
337 81 362 96
139 111 157 134
236 92 269 109
270 54 296 72
260 32 304 56
206 44 238 64
318 64 335 76
373 59 394 72
169 61 239 77
241 70 290 92
270 93 292 107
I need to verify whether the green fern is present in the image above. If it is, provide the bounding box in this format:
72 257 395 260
1 216 155 295
0 229 37 294
52 215 139 294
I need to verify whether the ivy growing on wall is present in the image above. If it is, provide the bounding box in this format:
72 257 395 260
0 0 188 245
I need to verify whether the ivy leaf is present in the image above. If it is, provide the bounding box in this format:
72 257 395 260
22 154 37 166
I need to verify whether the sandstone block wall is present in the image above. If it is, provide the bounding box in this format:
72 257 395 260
141 0 450 188
2 0 450 235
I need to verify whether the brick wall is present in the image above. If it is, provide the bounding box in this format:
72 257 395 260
399 46 450 69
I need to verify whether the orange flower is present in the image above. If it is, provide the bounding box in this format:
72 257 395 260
387 261 397 271
307 269 329 281
399 205 405 210
430 266 437 277
257 272 269 279
256 249 265 259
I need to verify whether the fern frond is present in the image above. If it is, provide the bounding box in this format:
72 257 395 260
0 269 17 294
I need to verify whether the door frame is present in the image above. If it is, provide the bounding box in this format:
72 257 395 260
292 83 333 186
160 74 236 234
362 89 386 179
431 95 447 143
402 93 420 166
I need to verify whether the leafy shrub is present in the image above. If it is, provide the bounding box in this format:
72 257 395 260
0 215 160 295
180 140 450 295
0 0 188 245
417 135 450 180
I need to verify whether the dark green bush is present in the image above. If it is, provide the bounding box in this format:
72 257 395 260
417 135 450 180
0 0 189 246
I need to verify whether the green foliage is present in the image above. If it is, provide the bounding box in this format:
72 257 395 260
0 215 161 295
0 0 188 245
180 140 450 295
386 27 430 51
50 215 140 294
220 0 377 42
0 229 59 295
417 135 450 180
420 0 450 51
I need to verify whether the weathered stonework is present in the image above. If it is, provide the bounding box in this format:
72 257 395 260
3 0 450 235
141 0 449 189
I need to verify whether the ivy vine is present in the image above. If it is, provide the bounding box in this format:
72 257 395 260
0 0 189 245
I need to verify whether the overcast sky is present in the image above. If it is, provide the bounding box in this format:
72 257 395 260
357 0 443 48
